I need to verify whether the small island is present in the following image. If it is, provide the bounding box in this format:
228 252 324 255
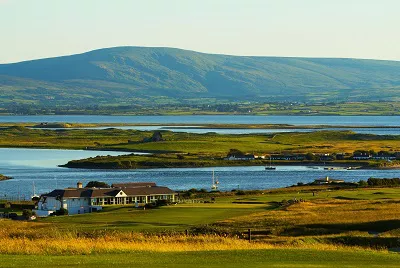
0 174 12 181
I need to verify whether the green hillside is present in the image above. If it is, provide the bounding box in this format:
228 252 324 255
1 46 400 106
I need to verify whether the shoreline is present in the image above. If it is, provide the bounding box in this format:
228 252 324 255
60 160 400 170
2 122 400 130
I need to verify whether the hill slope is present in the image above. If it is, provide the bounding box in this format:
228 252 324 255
1 46 400 106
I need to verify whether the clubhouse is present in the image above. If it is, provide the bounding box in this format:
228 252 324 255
34 182 176 217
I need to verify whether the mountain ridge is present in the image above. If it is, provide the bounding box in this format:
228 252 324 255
1 46 400 107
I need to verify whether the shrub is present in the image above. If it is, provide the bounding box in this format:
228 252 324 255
85 181 110 188
155 199 171 207
56 208 68 215
235 190 246 195
367 178 400 186
4 202 11 210
358 180 368 187
22 209 33 219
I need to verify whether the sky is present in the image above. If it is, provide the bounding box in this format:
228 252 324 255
1 0 400 63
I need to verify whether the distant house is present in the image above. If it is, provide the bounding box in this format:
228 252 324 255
353 152 371 160
271 154 305 161
34 182 176 217
371 152 396 161
225 154 255 160
314 176 345 185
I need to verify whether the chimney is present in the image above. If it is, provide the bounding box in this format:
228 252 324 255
77 182 83 189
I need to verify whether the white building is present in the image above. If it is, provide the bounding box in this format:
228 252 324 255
34 182 176 217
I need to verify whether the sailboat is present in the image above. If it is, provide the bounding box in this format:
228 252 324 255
265 156 276 170
211 170 219 191
31 181 40 200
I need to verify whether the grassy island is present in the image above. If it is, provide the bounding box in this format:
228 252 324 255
0 125 399 169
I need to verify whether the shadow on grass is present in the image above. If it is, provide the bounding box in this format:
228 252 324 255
280 220 400 237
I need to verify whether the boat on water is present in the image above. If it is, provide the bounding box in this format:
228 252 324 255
31 181 40 200
265 156 276 170
211 170 219 191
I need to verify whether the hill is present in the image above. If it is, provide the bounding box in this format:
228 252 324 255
1 46 400 107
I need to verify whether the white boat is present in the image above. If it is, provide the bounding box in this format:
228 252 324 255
265 156 276 170
31 182 40 200
211 170 219 190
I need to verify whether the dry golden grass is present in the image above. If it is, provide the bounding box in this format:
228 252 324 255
0 219 383 255
217 199 400 228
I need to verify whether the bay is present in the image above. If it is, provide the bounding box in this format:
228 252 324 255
1 115 400 135
0 148 399 199
0 115 400 126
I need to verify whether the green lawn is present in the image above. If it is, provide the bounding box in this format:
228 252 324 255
1 249 399 268
42 204 267 231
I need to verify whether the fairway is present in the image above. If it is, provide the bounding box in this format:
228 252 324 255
1 249 399 268
41 203 267 231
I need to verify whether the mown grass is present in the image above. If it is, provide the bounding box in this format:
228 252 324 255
1 249 400 268
41 204 267 231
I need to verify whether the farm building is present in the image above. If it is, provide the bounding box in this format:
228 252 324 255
34 182 176 217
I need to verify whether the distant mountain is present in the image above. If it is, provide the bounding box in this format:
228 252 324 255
1 46 400 107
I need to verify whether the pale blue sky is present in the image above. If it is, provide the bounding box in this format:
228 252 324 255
1 0 399 63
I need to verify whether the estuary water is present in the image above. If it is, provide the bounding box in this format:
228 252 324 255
1 115 400 126
1 115 400 135
0 148 399 199
0 115 399 198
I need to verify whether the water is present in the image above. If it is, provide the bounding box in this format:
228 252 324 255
0 115 400 126
88 126 400 135
2 115 400 135
0 115 399 198
0 148 399 199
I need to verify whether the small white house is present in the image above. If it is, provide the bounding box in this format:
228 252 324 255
34 182 176 217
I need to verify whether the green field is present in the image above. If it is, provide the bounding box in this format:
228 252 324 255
42 204 266 232
1 249 399 268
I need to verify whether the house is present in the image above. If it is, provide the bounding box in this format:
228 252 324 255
225 154 255 160
314 176 345 185
353 152 371 160
34 182 176 217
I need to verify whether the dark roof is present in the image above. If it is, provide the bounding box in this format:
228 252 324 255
111 182 157 188
42 186 175 198
42 188 92 198
122 186 175 196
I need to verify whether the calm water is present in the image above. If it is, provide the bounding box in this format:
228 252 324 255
1 115 399 198
2 115 400 135
0 148 399 199
0 115 400 126
89 126 400 135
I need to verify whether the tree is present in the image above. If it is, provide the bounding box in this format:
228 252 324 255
358 180 368 187
305 152 316 161
227 149 245 157
85 181 110 188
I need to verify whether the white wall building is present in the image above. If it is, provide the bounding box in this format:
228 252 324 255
34 182 176 217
